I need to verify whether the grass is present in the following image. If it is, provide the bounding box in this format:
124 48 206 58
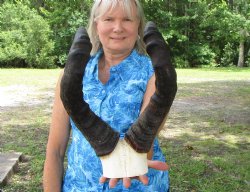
0 67 249 192
0 68 61 192
160 67 250 192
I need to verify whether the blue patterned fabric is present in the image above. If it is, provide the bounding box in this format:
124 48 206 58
62 49 169 192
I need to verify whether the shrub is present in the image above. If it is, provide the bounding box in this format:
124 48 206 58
174 56 190 68
188 44 216 67
220 42 238 67
0 2 55 68
41 4 89 66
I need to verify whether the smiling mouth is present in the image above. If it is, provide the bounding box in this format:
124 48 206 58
111 37 126 40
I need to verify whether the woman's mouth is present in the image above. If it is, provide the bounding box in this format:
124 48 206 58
111 37 126 40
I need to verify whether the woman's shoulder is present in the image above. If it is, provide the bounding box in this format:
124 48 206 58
130 50 154 77
84 50 102 74
114 50 153 83
132 50 151 63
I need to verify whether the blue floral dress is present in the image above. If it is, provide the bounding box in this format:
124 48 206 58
62 49 169 192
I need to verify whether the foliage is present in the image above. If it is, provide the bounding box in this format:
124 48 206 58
220 42 238 67
40 0 92 66
0 0 250 68
0 2 55 68
188 44 216 67
173 56 190 68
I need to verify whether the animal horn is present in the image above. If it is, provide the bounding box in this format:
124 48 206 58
60 27 119 156
125 22 177 152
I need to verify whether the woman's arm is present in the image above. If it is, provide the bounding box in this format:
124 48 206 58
140 74 168 159
43 71 71 192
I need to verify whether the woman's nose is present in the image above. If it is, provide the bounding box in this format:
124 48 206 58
113 21 124 33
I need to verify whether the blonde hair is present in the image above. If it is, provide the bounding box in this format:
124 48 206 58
87 0 146 55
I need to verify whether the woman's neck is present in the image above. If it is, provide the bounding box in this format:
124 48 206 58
102 49 132 67
98 49 132 84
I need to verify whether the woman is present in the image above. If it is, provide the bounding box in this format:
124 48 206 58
43 0 175 191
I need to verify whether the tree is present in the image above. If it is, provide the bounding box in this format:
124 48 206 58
0 2 55 68
39 0 92 66
1 0 249 68
232 0 250 67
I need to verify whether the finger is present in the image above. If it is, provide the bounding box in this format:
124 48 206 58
148 160 169 171
123 177 131 188
138 175 149 185
99 176 107 183
109 178 119 188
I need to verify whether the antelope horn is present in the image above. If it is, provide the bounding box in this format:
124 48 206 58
125 22 177 153
60 27 119 156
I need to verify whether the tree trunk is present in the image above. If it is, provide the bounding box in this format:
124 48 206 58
237 41 244 67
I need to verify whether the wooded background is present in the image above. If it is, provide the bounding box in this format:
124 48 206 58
0 0 249 68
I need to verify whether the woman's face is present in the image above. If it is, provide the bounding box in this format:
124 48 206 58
95 3 140 55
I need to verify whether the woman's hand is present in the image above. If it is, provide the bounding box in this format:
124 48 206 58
99 160 169 188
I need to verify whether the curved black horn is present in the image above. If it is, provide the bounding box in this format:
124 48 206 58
125 22 177 153
60 27 119 156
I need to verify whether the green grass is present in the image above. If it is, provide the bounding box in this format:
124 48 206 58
0 68 61 191
0 68 249 191
0 68 60 86
177 67 250 83
161 67 250 192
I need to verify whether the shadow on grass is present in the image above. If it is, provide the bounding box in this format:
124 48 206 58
160 133 249 192
159 80 250 192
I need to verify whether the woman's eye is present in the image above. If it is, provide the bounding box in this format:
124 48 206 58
124 18 132 22
104 18 112 21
